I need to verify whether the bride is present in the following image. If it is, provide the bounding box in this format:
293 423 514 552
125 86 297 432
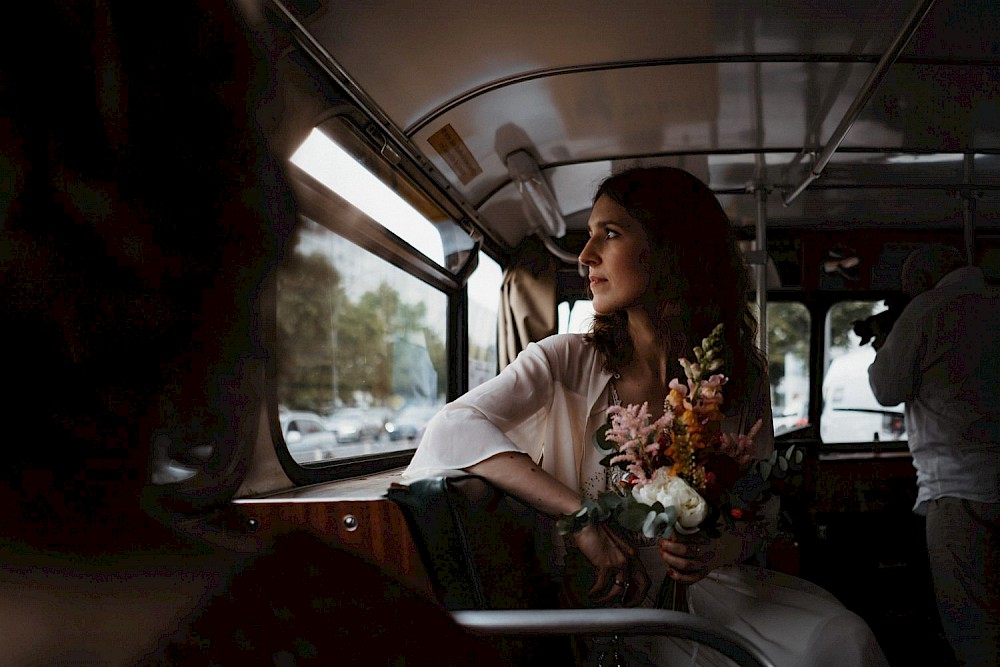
405 167 888 666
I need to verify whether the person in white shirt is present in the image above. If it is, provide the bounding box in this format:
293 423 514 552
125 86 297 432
868 244 1000 666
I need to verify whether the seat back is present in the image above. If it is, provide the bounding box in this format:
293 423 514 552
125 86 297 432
388 474 568 666
387 474 556 611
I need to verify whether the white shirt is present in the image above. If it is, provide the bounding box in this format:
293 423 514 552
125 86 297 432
868 266 1000 512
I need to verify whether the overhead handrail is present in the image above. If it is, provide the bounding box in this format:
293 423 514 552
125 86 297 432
452 608 776 667
539 233 588 278
782 0 937 206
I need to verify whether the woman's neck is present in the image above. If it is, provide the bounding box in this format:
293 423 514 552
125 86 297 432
608 310 686 418
625 308 684 384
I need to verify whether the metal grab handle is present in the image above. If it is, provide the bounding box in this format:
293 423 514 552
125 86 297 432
451 608 776 667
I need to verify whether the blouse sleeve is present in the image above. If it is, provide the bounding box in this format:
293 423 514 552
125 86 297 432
403 341 557 479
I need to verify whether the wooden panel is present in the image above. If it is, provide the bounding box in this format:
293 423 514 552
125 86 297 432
230 498 433 597
813 453 917 514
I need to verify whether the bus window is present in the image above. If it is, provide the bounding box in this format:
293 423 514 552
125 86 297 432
468 251 502 389
274 119 484 470
276 219 448 461
768 302 810 435
558 300 595 335
290 128 446 266
822 300 905 444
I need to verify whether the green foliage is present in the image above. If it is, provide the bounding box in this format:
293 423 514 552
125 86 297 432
276 251 446 410
754 443 805 483
828 300 882 349
556 491 680 541
276 251 340 411
766 302 809 386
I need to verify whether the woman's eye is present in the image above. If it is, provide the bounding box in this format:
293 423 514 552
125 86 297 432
605 229 620 239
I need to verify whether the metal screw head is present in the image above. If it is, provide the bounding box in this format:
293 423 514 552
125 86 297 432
343 514 359 532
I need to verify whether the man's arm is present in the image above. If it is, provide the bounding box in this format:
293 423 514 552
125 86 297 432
867 310 920 406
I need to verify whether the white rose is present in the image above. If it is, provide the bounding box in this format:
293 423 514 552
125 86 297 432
632 470 707 529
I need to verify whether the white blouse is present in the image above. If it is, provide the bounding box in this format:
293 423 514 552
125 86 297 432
405 333 774 496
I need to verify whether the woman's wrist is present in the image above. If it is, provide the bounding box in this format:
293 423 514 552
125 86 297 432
556 504 595 536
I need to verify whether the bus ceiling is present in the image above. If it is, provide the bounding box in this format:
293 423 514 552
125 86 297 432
271 0 1000 273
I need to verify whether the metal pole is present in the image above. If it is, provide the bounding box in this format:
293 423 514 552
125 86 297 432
783 0 937 205
756 188 768 355
963 154 977 264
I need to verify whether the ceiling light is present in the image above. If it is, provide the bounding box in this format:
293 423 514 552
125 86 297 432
506 149 567 239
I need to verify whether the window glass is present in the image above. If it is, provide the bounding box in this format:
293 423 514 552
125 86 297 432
290 123 478 275
468 252 502 388
821 300 905 443
768 302 811 435
290 128 445 264
558 300 596 334
276 217 446 461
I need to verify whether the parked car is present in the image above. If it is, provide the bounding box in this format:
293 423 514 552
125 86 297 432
384 405 441 442
774 402 809 435
323 411 362 443
280 411 338 462
324 407 383 442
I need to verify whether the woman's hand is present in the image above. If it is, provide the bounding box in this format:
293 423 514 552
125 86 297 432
658 529 743 584
572 523 650 606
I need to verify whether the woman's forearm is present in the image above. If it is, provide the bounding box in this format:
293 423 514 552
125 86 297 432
465 451 583 518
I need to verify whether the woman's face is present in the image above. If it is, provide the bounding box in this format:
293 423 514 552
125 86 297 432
580 195 654 315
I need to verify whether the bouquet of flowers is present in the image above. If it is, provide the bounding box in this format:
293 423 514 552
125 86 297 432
558 323 803 542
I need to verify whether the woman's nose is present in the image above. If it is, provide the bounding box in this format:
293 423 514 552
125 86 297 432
579 238 598 266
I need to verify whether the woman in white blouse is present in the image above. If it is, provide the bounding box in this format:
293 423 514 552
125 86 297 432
406 167 887 666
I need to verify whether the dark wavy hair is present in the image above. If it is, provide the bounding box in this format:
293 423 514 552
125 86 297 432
584 167 765 411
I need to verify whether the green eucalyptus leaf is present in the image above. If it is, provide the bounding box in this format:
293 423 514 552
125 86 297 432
618 504 654 531
778 457 788 472
661 505 679 525
641 508 680 539
597 490 627 513
759 460 772 480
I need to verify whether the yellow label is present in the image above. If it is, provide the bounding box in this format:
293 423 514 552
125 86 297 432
427 124 482 185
